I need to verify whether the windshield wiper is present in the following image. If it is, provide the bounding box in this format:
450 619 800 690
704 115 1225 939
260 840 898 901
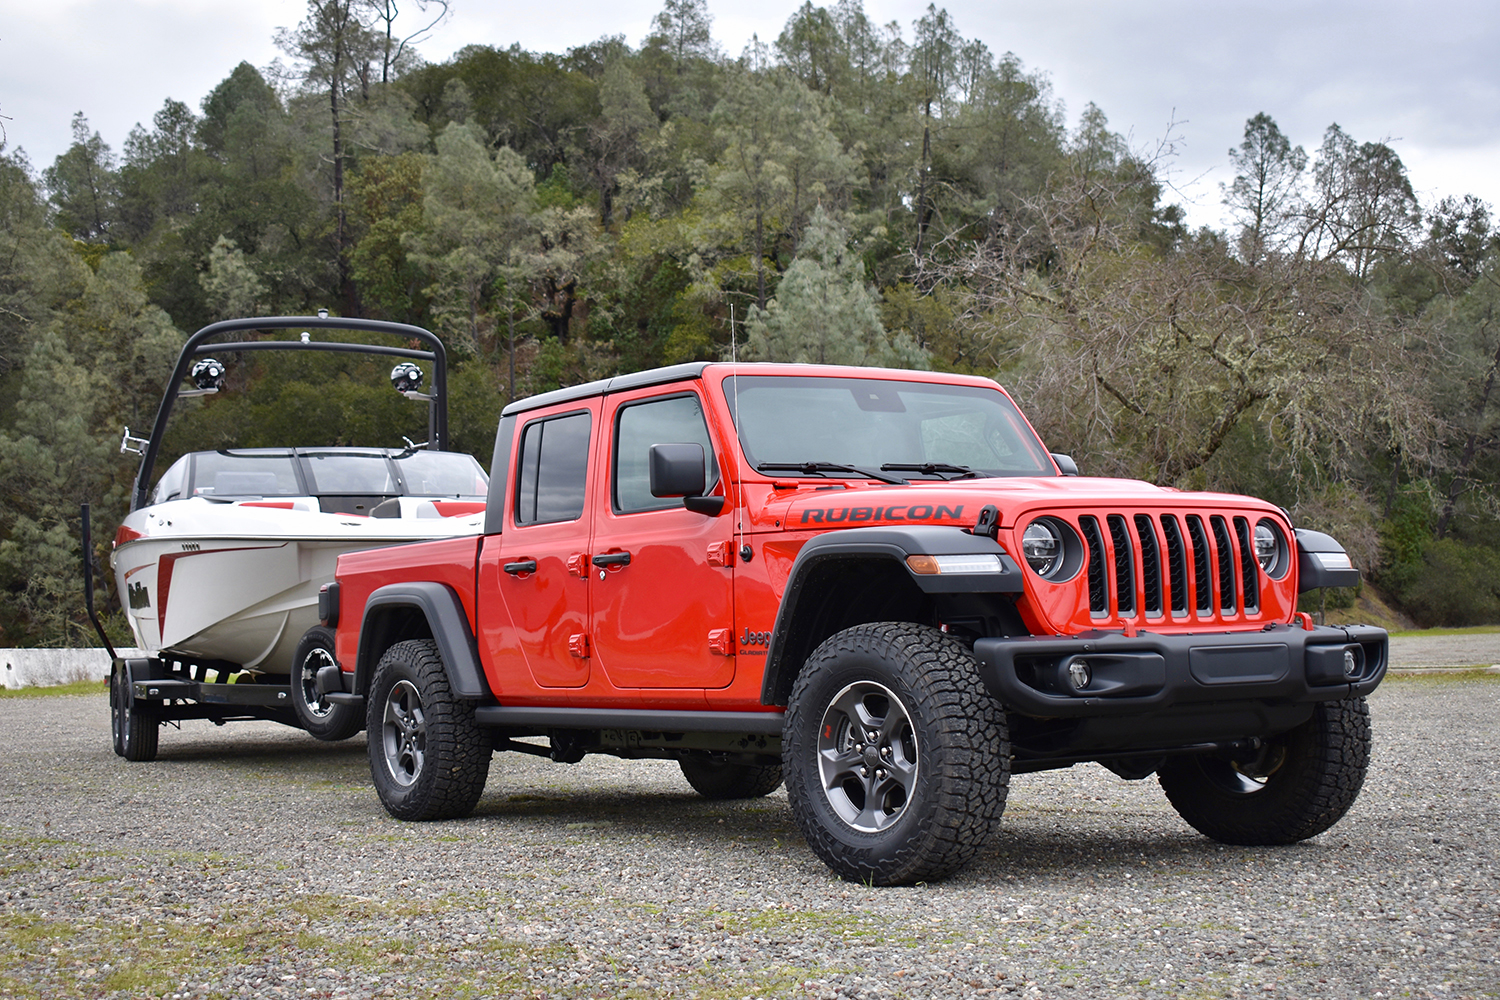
880 462 989 481
758 462 909 485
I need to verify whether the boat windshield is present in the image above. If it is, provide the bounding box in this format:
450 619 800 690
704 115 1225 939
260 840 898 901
393 451 489 498
722 375 1056 479
303 453 398 495
191 453 303 497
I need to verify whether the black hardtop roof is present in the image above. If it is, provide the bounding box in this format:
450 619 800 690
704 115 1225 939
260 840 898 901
497 362 1007 418
500 362 711 417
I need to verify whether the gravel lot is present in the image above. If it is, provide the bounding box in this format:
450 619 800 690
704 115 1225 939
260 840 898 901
2 673 1497 1000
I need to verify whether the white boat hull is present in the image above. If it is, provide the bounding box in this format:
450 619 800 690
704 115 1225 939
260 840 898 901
112 498 482 673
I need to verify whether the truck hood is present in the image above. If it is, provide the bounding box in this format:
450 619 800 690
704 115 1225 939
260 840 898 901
770 476 1281 531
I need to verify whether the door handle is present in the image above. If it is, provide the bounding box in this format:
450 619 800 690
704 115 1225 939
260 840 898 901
503 559 537 575
591 551 632 568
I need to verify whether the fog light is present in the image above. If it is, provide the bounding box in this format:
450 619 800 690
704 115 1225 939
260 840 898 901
1343 647 1359 678
1067 658 1092 691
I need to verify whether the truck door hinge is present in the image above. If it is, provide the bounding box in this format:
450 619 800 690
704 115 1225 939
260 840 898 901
707 541 733 567
568 633 590 658
707 628 735 656
566 553 589 577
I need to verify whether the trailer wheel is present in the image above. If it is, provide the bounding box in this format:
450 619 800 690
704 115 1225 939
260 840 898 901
110 662 159 762
367 639 490 820
290 625 361 741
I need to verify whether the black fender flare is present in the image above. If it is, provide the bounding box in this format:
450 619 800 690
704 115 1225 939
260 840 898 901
1294 529 1362 592
355 582 490 700
759 525 1025 706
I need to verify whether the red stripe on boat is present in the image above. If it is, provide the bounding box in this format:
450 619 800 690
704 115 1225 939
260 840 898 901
430 501 486 517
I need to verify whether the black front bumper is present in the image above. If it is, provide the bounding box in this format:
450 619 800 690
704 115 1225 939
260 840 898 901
973 623 1387 719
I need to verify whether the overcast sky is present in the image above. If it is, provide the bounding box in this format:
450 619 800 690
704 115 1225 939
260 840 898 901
2 0 1496 229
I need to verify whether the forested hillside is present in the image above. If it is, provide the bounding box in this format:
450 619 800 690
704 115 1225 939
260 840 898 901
2 0 1497 645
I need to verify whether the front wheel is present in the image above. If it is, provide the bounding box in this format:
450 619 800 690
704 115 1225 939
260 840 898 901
782 623 1009 885
290 625 362 741
1158 695 1372 845
110 662 158 762
367 639 490 821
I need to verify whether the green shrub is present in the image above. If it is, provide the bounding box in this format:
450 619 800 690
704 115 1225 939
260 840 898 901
1391 538 1500 627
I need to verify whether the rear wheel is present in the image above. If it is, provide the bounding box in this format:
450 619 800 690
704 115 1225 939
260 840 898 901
110 662 158 762
1158 695 1371 844
290 625 361 741
679 755 783 799
367 639 490 821
783 623 1008 885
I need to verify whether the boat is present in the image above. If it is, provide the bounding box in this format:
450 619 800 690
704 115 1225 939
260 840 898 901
85 316 488 759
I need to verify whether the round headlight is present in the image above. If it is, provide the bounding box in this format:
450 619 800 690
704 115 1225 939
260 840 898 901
1254 520 1288 578
1022 520 1062 578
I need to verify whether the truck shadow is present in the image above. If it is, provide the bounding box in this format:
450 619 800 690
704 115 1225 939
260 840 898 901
459 782 1297 882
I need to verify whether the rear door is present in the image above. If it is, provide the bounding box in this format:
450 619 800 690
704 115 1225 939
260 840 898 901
476 402 599 689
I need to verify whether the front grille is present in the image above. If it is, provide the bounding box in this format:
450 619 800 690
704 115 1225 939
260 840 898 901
1107 515 1135 617
1079 516 1108 617
1072 510 1264 624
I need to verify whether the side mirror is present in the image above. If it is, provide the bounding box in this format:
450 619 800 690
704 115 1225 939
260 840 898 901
649 443 724 515
1051 453 1079 476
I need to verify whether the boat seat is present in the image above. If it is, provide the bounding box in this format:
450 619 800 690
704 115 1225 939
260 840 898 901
370 498 403 518
213 472 283 496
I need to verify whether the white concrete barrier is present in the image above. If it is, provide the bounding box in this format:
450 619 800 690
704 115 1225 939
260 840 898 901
1 648 144 690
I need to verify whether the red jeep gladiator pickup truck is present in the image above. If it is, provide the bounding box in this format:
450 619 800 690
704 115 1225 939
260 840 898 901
316 362 1386 884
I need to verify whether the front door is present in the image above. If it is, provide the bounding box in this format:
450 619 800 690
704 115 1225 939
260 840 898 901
588 388 737 690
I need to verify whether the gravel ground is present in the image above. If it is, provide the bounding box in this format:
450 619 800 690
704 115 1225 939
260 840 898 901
2 674 1497 1000
1388 634 1500 670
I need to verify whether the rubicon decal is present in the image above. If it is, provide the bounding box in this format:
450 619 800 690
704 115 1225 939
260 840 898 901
800 504 964 525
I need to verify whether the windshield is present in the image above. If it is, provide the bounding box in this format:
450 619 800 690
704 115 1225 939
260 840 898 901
723 375 1055 478
302 453 398 495
393 451 489 498
191 452 303 497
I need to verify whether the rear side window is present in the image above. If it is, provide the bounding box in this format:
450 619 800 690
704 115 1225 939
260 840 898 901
515 411 591 525
613 394 720 514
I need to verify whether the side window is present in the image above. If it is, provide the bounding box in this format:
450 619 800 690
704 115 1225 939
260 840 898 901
515 411 591 525
613 393 720 514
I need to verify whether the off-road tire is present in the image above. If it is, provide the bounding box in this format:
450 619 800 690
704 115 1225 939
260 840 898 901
679 755 784 799
1158 695 1371 845
367 639 490 821
110 662 158 762
290 625 362 741
782 622 1009 885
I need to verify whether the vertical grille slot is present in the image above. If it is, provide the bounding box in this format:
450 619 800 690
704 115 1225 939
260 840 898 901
1107 514 1136 616
1134 514 1162 617
1235 517 1259 613
1161 515 1188 616
1079 515 1108 617
1186 515 1212 615
1211 515 1237 614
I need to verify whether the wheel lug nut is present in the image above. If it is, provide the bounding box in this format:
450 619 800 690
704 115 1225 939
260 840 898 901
860 766 869 777
876 769 887 780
